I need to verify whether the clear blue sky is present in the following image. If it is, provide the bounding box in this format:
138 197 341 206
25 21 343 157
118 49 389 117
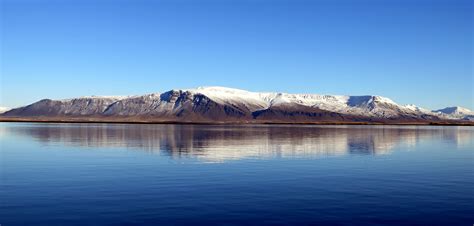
1 0 472 110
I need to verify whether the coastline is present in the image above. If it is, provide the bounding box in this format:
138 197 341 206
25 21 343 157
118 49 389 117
1 117 473 126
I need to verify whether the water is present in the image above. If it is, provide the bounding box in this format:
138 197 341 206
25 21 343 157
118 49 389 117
0 123 473 225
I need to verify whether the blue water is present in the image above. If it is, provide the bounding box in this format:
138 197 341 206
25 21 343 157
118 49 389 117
0 123 473 225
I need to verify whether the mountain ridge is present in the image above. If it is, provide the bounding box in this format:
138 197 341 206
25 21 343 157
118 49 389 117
1 86 473 125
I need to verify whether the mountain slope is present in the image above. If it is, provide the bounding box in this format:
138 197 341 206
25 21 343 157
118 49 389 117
4 97 124 117
433 106 474 121
1 86 471 124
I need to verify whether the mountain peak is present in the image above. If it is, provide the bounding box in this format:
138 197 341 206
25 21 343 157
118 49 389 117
434 106 473 115
57 95 128 102
192 86 258 95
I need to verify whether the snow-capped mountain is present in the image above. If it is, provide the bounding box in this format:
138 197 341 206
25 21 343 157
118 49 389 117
1 86 472 124
434 106 473 115
432 106 474 121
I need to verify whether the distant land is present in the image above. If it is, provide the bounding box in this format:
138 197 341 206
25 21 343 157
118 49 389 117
1 87 473 125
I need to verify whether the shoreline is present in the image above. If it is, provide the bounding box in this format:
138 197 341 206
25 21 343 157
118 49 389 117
1 117 473 126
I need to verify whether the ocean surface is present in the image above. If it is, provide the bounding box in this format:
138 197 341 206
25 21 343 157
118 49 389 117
0 123 473 225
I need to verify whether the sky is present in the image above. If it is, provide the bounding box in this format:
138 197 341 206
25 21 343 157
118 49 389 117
1 0 472 110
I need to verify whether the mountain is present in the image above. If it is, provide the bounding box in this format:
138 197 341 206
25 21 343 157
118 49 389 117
1 86 472 124
434 106 473 115
433 106 474 121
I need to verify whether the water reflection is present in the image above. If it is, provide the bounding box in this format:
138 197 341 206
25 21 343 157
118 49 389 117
3 123 473 162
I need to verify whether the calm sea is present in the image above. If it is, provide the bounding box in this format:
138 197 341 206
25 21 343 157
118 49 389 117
0 123 473 225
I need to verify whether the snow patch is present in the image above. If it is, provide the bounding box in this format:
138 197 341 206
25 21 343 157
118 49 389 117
0 107 11 114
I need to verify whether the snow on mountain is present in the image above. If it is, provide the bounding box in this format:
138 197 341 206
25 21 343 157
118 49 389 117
432 106 474 121
188 86 427 118
58 95 129 102
434 106 473 115
1 86 471 123
190 86 273 111
0 107 11 114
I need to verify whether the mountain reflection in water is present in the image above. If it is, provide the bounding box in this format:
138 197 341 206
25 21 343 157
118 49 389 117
4 123 473 162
